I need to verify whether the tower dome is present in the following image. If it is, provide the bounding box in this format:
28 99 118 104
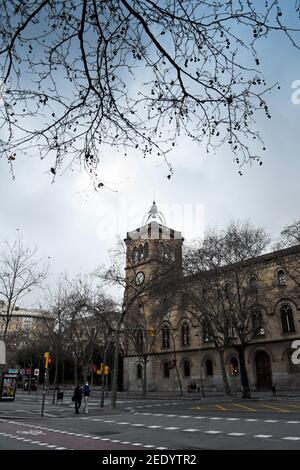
142 201 166 226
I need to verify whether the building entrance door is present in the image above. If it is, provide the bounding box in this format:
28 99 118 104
256 351 272 389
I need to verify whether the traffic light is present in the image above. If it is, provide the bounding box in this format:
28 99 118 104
44 351 49 369
44 352 53 369
104 365 109 375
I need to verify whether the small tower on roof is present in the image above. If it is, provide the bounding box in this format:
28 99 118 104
124 202 183 284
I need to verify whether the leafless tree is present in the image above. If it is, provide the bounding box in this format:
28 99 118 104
0 234 48 341
99 239 180 407
184 221 271 398
1 1 300 184
276 221 300 248
63 275 117 387
41 279 71 403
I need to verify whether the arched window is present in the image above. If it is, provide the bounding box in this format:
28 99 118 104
171 247 176 261
138 304 144 315
227 319 236 340
252 311 264 336
224 282 231 294
203 321 213 342
132 247 138 264
281 305 295 333
136 363 143 379
162 325 170 348
164 244 170 260
278 269 286 286
144 242 149 259
183 360 191 377
138 244 144 261
205 359 214 376
136 328 144 352
250 276 258 288
163 362 170 378
181 322 190 346
159 243 164 258
229 357 239 375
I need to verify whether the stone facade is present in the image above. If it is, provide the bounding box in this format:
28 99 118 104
123 206 300 394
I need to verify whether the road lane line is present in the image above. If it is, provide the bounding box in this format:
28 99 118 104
260 404 290 413
215 404 229 411
233 403 257 412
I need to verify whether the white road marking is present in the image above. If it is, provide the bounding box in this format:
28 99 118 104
204 430 222 434
228 433 246 437
254 434 273 439
282 437 300 441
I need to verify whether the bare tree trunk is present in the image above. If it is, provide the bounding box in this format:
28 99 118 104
83 363 89 383
237 346 251 399
3 322 9 342
111 328 120 409
90 363 94 390
175 364 183 396
101 345 109 407
142 359 147 398
52 354 59 404
62 359 65 390
218 348 231 396
74 358 78 386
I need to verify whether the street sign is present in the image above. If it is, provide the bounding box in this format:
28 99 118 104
20 368 25 375
25 368 31 375
8 369 18 374
34 368 39 376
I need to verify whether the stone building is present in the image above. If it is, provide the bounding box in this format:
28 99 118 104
123 203 300 394
0 301 52 338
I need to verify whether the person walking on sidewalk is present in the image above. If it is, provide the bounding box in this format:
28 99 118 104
83 382 90 414
73 384 83 414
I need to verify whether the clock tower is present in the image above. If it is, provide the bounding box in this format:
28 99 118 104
123 202 183 393
124 201 183 287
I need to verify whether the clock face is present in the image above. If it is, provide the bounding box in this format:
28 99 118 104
135 271 145 285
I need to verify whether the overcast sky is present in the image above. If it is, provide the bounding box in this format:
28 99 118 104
0 12 300 309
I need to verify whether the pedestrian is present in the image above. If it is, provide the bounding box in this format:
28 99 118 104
83 381 90 414
73 384 83 414
271 381 276 397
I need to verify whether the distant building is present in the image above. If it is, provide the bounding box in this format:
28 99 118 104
0 300 52 338
124 202 300 393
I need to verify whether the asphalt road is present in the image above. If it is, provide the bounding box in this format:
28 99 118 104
0 392 300 450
